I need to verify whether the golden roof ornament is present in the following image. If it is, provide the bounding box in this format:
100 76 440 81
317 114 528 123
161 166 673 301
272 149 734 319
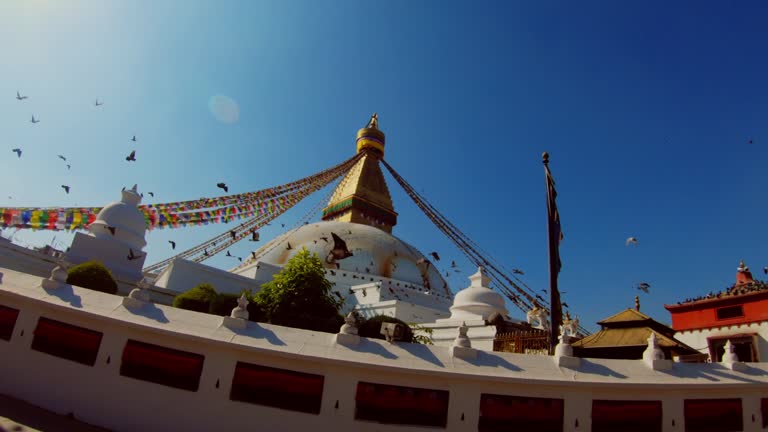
366 113 379 130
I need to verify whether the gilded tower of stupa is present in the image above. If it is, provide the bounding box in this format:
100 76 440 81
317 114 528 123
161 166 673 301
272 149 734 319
321 114 398 233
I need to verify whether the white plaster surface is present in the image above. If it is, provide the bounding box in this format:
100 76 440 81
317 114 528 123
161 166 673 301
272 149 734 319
1 266 768 432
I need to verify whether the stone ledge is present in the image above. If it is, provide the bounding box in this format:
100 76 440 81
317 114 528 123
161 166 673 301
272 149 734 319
335 333 361 346
645 358 673 371
451 345 477 360
121 297 147 309
221 316 247 330
555 355 581 369
723 361 746 372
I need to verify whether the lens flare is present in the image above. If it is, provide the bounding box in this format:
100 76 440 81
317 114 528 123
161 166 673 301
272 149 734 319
208 94 240 124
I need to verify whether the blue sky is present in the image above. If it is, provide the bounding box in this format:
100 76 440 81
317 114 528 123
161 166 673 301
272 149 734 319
2 1 767 331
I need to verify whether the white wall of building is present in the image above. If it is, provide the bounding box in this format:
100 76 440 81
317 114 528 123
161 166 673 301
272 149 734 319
2 266 768 432
674 322 768 362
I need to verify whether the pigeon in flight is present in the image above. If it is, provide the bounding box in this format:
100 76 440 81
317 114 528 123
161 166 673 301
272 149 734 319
251 251 257 259
217 182 228 193
562 302 569 309
16 91 28 101
58 155 66 161
106 226 116 236
512 268 524 275
429 251 441 261
286 242 293 250
748 139 753 145
168 240 176 250
249 231 259 242
12 148 21 158
131 135 137 142
147 192 154 197
636 282 650 294
95 99 103 107
230 230 236 240
626 237 639 246
320 236 329 243
61 185 70 194
66 164 71 170
763 267 767 275
30 115 39 124
125 150 136 162
326 233 353 263
226 251 232 257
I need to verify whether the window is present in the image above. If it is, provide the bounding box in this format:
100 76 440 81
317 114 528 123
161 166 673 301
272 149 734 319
592 400 662 432
708 335 757 362
716 305 744 320
120 340 204 391
355 382 449 428
0 305 20 341
479 394 563 432
31 317 103 366
684 399 742 432
230 362 324 414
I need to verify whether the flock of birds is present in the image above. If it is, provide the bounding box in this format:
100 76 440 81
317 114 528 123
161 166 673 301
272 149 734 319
10 91 131 196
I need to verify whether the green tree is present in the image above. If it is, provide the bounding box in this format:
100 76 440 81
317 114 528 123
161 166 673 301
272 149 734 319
253 248 343 333
66 261 118 295
173 283 217 313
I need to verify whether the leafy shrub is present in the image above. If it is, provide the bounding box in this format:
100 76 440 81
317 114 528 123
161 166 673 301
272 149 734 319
66 261 118 295
208 292 240 316
173 283 217 313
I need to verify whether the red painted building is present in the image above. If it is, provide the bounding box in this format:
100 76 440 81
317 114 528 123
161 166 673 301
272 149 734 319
665 261 768 362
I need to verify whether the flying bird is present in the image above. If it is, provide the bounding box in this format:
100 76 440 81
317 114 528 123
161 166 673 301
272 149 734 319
626 237 639 246
57 155 66 161
12 148 21 158
66 164 71 170
562 302 569 309
61 185 70 194
286 242 293 250
320 236 329 243
762 266 767 275
326 233 353 263
106 226 116 236
16 91 28 101
230 230 236 240
127 248 143 261
30 115 39 124
251 252 257 259
512 268 524 275
94 99 103 106
217 182 228 193
147 192 154 197
238 257 243 262
636 282 651 294
226 251 232 257
168 240 176 250
748 139 753 145
429 251 441 261
281 223 285 228
250 231 259 242
125 150 136 162
131 135 137 142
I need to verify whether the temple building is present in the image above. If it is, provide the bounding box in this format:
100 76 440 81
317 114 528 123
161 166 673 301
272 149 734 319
665 260 768 362
572 297 699 360
154 115 453 323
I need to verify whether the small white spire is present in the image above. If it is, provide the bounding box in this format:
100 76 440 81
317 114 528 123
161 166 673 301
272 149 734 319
231 293 249 320
452 322 471 348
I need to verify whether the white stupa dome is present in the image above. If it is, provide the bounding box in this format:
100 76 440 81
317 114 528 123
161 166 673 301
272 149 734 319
449 267 508 320
88 185 147 250
241 220 450 294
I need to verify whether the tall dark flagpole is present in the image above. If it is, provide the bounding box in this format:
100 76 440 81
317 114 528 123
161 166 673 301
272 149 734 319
543 152 563 354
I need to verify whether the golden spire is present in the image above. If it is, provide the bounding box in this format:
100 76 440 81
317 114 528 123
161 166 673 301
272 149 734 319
322 114 397 232
356 113 386 156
